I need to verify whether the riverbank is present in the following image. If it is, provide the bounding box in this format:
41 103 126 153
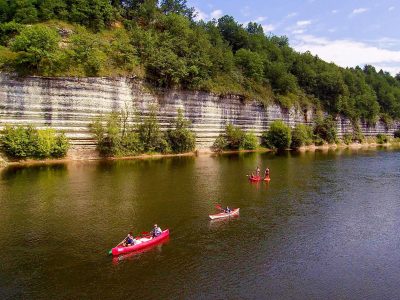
1 141 399 170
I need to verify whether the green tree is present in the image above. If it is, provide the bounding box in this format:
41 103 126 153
313 115 337 143
262 120 291 150
166 109 196 153
11 24 60 73
234 48 263 81
11 0 38 24
291 124 313 149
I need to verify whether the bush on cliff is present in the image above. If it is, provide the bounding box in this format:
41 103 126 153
90 112 143 156
90 107 196 156
313 115 338 144
136 106 170 154
376 134 389 144
166 109 196 153
212 124 259 151
0 125 69 159
290 124 313 149
262 120 291 151
394 129 400 139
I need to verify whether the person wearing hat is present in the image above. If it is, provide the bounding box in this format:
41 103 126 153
151 224 162 238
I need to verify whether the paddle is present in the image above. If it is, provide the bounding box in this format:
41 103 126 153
108 237 127 255
215 204 224 211
108 229 135 255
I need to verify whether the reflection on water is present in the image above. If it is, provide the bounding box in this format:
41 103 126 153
0 149 400 299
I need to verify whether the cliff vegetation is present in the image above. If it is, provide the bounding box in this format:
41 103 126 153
1 0 400 126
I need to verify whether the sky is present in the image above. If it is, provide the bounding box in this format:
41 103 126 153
188 0 400 75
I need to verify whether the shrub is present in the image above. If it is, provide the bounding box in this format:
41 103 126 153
240 132 258 150
34 128 69 158
291 124 313 149
0 21 24 46
342 133 352 145
90 112 143 156
166 110 196 153
212 124 259 151
394 129 400 139
212 136 228 152
313 115 337 143
136 106 170 154
262 120 291 150
376 134 388 144
0 125 69 159
225 124 245 150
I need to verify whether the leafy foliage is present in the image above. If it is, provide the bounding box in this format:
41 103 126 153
0 125 69 159
376 133 389 144
0 0 400 121
10 24 60 73
262 120 291 150
166 109 196 153
291 124 313 149
90 108 196 156
212 124 259 151
313 115 338 144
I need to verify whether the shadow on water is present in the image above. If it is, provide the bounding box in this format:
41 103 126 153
1 163 67 181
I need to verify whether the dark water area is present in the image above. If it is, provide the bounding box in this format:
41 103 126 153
1 149 400 299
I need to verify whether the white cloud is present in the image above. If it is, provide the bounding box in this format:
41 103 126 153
388 6 395 11
210 9 223 19
286 19 313 35
194 8 208 21
292 29 305 34
254 16 267 23
331 10 339 14
351 8 368 15
286 12 298 18
262 24 275 32
297 20 312 27
292 34 400 75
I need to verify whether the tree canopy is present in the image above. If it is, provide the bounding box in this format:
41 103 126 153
1 0 400 123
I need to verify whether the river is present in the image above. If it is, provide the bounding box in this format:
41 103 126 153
1 148 400 299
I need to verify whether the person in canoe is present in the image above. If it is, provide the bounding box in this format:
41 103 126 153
256 166 260 176
264 167 270 179
123 232 136 247
151 224 162 238
225 206 231 213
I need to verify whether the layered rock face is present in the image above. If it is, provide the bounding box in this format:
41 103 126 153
0 74 398 149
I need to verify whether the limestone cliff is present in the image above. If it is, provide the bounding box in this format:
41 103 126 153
0 74 398 150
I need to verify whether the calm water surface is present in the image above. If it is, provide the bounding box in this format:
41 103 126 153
1 149 400 299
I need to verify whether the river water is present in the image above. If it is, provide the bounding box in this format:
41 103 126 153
1 149 400 299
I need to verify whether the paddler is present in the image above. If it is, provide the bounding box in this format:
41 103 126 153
256 166 260 176
123 232 135 246
151 224 162 238
264 167 270 179
225 206 231 213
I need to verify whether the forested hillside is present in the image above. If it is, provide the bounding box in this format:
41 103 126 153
1 0 400 125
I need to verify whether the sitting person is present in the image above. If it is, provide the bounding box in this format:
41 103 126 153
151 224 162 237
123 232 135 246
264 167 270 178
225 206 231 213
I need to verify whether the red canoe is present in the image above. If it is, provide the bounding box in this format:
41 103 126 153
249 176 262 182
209 208 240 220
264 176 271 182
111 229 170 256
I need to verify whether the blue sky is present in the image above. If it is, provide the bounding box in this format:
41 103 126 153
188 0 400 75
